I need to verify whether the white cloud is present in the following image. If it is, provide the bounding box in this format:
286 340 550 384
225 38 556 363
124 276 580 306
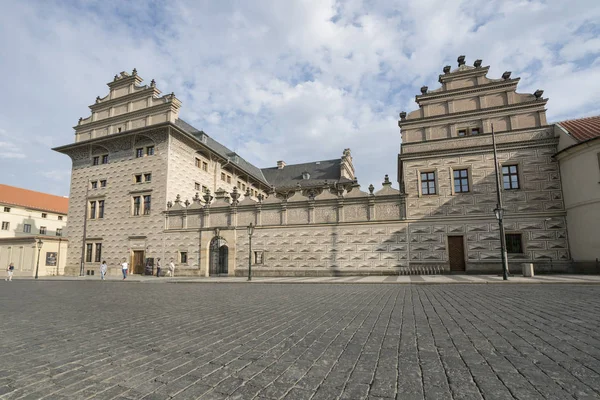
0 0 599 195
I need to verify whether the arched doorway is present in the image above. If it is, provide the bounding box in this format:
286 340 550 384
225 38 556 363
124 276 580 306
209 236 228 276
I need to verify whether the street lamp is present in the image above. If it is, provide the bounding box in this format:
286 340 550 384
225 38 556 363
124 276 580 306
34 238 43 279
491 123 509 281
247 222 254 281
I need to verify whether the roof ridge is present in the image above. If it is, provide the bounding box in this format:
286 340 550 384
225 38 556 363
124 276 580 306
558 114 600 124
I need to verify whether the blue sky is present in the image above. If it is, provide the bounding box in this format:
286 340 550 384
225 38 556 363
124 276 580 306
1 0 599 197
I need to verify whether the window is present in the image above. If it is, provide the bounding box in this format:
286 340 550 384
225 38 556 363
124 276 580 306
136 148 143 158
195 182 201 191
146 146 154 156
242 183 246 191
93 156 99 166
457 127 480 136
102 155 108 164
95 243 102 263
100 180 106 188
133 196 141 216
3 207 10 212
453 169 469 193
118 127 122 132
254 251 263 264
143 195 151 215
420 172 436 195
180 251 188 264
471 127 480 135
458 129 467 137
56 228 62 237
58 216 63 221
237 181 241 188
135 174 142 183
502 165 520 189
144 173 151 182
227 176 231 184
202 185 208 193
86 243 93 263
506 234 523 253
41 213 47 218
40 226 47 235
202 162 208 171
98 200 105 219
90 201 97 219
1 222 9 230
221 172 226 181
195 158 201 168
23 224 31 233
91 181 98 189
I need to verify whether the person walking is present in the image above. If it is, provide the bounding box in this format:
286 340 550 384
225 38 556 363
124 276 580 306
121 258 128 280
100 260 107 280
156 257 161 277
6 262 14 281
168 259 175 277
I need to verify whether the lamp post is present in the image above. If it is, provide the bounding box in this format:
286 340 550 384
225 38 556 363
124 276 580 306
34 238 43 279
491 124 509 280
247 222 254 281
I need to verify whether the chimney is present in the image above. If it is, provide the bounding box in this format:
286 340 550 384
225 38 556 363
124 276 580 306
277 160 286 169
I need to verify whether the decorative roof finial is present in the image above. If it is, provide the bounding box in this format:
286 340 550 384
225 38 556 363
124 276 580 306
167 201 173 208
443 65 451 74
368 184 375 195
502 71 512 80
170 92 175 98
457 55 466 66
383 174 391 185
420 86 428 95
95 96 101 103
399 111 407 121
114 74 118 81
150 79 156 87
175 194 181 204
534 89 544 99
78 117 83 124
474 59 482 68
184 199 190 207
132 68 137 76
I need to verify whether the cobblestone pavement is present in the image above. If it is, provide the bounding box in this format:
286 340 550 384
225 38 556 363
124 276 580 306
1 282 600 400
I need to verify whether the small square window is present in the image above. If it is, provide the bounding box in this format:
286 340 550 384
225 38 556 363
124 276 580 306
502 165 520 189
3 207 10 212
180 251 188 264
100 180 106 188
41 213 47 218
101 155 108 164
453 169 469 193
136 148 143 158
93 156 99 166
144 173 152 182
146 146 154 156
506 234 523 253
24 224 31 233
458 129 467 137
202 185 208 193
470 127 480 135
135 174 142 183
91 181 98 189
40 226 47 235
1 221 9 230
195 182 201 191
58 216 63 221
254 251 263 264
202 162 208 171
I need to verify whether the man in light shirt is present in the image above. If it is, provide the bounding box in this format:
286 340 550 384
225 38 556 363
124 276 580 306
121 259 128 280
168 259 175 277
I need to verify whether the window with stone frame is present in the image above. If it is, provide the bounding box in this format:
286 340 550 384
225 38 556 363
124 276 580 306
502 165 520 189
202 161 208 171
254 251 263 264
144 173 151 182
134 174 142 183
506 233 523 253
41 213 47 218
2 221 9 230
195 158 201 168
453 169 470 193
91 181 98 189
39 226 47 235
101 154 108 164
180 251 188 264
24 224 31 233
143 195 151 215
98 200 105 219
86 243 93 262
227 175 231 184
89 201 97 219
100 180 107 188
420 171 437 195
3 207 10 212
146 146 154 156
221 172 226 181
56 228 62 237
92 156 99 166
95 243 102 263
136 148 144 158
133 196 141 216
195 182 201 191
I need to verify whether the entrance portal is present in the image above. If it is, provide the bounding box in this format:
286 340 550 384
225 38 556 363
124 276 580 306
132 250 145 274
448 236 466 272
209 237 229 276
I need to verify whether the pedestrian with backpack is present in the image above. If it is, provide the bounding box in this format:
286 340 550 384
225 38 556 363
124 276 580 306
5 262 14 281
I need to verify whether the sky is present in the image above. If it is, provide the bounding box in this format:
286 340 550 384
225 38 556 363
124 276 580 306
1 0 599 198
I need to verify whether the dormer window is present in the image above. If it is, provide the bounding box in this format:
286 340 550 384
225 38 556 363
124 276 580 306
302 171 310 180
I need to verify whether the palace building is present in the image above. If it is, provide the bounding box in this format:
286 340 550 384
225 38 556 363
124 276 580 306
54 56 589 277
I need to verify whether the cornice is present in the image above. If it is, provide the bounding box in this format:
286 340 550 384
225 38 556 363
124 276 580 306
74 102 175 131
88 87 160 111
415 79 519 103
399 99 547 128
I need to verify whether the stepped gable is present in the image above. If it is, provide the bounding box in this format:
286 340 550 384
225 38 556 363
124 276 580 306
398 55 548 144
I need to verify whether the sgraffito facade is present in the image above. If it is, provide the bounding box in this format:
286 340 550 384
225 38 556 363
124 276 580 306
55 57 573 276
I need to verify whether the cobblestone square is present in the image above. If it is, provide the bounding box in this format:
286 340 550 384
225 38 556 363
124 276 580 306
1 282 600 399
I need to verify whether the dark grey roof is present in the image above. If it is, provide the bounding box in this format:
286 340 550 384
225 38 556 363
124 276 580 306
174 119 269 185
261 159 350 190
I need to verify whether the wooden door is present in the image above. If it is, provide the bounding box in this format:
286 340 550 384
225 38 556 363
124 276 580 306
132 251 145 274
448 236 466 272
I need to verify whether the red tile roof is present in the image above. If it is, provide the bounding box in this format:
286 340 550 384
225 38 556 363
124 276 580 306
0 184 68 214
558 115 600 143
